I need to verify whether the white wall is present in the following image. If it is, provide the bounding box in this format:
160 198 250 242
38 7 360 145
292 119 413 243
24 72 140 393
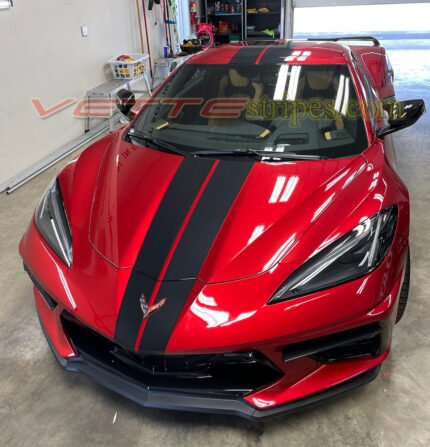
0 0 165 186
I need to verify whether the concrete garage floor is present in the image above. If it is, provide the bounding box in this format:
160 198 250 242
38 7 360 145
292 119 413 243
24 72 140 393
1 89 430 446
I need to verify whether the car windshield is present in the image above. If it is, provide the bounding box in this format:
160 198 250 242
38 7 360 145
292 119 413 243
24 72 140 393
132 63 368 159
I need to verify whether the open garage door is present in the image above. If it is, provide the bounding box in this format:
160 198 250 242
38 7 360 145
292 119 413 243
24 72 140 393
296 0 430 6
284 0 430 38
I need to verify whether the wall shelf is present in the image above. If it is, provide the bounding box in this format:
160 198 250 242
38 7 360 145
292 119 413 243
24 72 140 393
205 0 284 43
247 12 280 15
209 13 242 16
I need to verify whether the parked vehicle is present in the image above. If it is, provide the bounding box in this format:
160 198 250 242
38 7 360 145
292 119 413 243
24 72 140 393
20 37 424 419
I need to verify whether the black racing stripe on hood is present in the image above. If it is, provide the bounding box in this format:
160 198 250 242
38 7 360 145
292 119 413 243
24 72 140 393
137 278 198 353
164 160 253 280
114 157 215 349
138 160 253 352
134 157 216 278
114 273 157 350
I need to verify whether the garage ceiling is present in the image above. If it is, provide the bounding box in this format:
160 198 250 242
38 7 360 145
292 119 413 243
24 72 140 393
295 0 430 6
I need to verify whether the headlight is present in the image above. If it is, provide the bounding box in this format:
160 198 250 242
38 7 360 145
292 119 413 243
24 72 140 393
269 206 398 304
35 178 72 267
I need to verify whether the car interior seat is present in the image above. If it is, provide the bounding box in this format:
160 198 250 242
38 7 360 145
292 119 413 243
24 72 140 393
208 69 264 126
304 69 345 132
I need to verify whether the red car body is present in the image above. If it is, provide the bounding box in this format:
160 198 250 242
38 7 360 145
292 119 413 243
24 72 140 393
20 39 423 419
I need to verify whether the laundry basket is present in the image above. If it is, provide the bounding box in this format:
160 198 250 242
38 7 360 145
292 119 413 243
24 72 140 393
108 53 149 80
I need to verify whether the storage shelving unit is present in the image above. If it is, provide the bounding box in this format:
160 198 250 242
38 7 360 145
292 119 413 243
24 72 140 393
204 1 284 44
205 2 245 43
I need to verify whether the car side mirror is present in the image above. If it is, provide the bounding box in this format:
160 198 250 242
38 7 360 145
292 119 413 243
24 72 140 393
116 89 136 119
377 99 425 138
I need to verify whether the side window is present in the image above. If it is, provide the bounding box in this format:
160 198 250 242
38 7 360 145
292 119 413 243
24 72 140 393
356 66 378 131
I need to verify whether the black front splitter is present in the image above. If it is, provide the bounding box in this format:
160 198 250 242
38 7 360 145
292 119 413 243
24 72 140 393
40 316 380 420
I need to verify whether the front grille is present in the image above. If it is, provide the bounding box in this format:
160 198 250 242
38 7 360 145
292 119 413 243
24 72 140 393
283 322 391 363
61 312 282 397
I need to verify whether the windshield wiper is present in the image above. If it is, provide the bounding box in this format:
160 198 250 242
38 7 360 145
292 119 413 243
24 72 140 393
127 130 193 158
193 149 327 160
127 133 327 160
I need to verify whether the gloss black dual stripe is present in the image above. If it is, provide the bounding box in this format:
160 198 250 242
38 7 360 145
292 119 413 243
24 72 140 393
229 44 295 66
114 157 216 349
257 46 295 65
229 46 263 65
138 160 253 352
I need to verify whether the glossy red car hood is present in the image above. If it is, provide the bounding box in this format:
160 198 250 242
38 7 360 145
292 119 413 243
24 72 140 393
89 136 366 283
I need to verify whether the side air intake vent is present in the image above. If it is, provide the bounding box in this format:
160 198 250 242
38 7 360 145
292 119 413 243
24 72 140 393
24 264 57 310
284 323 390 363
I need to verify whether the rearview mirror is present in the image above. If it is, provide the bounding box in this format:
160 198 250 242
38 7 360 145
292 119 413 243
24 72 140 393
116 89 136 119
377 99 425 138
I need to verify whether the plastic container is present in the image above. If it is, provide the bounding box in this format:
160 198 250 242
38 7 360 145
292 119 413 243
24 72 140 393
108 53 149 80
218 21 229 33
229 34 241 42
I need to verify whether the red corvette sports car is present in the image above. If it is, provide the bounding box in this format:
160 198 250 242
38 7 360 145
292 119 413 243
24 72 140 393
20 38 425 419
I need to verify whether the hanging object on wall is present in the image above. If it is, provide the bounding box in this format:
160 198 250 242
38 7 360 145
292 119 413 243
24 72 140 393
189 1 197 33
148 0 160 10
164 0 178 57
148 0 163 26
196 22 215 49
162 0 169 53
135 0 146 54
0 0 13 9
141 0 154 78
168 0 181 55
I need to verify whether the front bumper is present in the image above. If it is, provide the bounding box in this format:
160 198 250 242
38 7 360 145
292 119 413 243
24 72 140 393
39 311 380 420
30 262 396 420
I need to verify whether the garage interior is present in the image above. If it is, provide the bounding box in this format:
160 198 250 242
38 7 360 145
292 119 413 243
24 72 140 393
1 1 429 446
